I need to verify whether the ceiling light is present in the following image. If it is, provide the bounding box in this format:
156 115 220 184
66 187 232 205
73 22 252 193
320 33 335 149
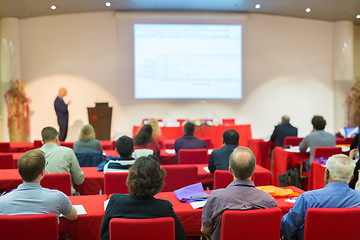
255 4 261 9
105 2 111 7
50 5 56 10
356 14 360 19
306 8 311 13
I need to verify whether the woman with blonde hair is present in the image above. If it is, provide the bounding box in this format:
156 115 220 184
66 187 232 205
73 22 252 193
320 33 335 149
147 118 165 149
74 124 103 152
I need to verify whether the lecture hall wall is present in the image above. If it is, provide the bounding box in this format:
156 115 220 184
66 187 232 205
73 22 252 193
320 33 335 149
20 11 335 141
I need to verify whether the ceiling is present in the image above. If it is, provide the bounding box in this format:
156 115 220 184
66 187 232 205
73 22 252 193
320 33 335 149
1 0 360 25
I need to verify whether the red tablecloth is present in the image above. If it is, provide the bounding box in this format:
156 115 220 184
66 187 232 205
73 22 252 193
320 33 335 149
9 142 34 152
99 141 115 150
248 139 272 170
133 125 252 149
308 161 325 191
59 195 107 240
272 147 309 186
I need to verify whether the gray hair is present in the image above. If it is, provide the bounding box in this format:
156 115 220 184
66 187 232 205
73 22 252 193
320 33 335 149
325 154 355 183
229 147 256 180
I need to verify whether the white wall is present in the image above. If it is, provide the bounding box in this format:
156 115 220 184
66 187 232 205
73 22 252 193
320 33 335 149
20 12 334 141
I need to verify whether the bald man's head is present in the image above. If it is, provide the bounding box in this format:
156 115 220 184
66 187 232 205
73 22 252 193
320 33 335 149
229 147 256 180
282 115 290 124
59 88 67 98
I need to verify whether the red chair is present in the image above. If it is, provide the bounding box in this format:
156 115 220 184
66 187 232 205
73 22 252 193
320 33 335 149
304 208 360 240
0 142 11 152
161 165 198 192
222 119 235 125
0 153 14 169
110 217 174 240
60 142 74 149
221 208 282 240
104 172 129 195
0 213 58 240
283 137 303 147
178 149 208 164
214 170 233 190
41 173 72 196
33 140 43 148
314 147 342 159
177 119 186 125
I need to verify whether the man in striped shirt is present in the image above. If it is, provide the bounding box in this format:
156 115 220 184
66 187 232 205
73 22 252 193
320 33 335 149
40 126 84 195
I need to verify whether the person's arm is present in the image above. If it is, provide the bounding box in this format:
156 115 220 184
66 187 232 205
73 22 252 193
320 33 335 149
69 151 85 185
350 134 359 150
201 225 213 240
299 136 309 153
64 206 78 220
54 98 68 114
58 192 77 220
164 203 186 240
208 152 216 173
100 196 116 240
281 194 307 239
201 193 218 240
270 126 277 142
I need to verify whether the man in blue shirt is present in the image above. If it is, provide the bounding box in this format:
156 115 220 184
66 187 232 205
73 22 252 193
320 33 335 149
208 129 239 173
54 88 70 141
174 122 207 154
281 154 360 239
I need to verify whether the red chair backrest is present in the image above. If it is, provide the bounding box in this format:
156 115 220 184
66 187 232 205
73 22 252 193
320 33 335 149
0 213 58 240
41 173 72 196
110 217 175 240
314 147 342 159
222 119 235 125
0 142 11 152
221 208 282 240
0 153 14 169
214 170 233 190
178 149 208 164
283 137 303 147
304 208 360 240
60 142 74 149
33 140 43 148
104 172 129 195
177 119 186 125
161 165 198 192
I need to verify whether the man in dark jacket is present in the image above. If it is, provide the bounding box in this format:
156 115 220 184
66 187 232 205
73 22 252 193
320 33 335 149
270 115 298 147
54 88 70 141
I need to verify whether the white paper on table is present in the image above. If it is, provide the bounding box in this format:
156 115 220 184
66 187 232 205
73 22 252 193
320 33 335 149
207 149 213 154
60 205 87 217
285 146 300 153
285 198 297 204
263 136 271 142
104 199 109 210
203 167 210 173
190 200 207 209
165 149 176 154
341 146 350 152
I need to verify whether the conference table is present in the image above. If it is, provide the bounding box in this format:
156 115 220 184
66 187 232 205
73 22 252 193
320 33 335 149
248 139 273 170
58 186 304 240
133 124 252 149
307 161 325 191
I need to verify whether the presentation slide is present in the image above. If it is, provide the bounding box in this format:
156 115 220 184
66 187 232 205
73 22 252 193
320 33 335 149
134 24 242 99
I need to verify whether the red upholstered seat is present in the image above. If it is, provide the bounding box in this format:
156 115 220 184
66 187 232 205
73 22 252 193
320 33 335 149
161 165 198 192
60 142 74 149
177 119 186 125
110 217 175 240
0 153 14 169
0 213 58 240
33 140 43 148
214 170 233 190
0 142 11 152
178 149 208 164
222 119 235 125
104 172 129 195
314 147 342 159
41 173 72 196
304 208 360 240
283 137 303 147
221 208 282 240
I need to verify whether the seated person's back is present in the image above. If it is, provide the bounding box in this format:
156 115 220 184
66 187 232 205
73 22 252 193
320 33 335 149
208 129 239 173
0 149 77 221
270 115 298 147
100 155 186 240
40 126 84 195
74 124 103 152
134 124 160 156
103 135 135 173
175 122 207 154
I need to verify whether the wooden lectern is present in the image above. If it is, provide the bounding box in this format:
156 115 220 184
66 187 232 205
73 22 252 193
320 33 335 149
87 103 112 140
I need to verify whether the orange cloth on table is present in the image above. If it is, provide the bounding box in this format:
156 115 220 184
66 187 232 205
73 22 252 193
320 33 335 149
256 186 301 198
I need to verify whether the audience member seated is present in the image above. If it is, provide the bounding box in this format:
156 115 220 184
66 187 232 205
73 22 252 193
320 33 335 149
148 118 165 149
134 124 161 156
40 127 84 195
174 122 207 154
208 129 239 173
281 154 360 239
349 135 360 189
299 115 336 172
73 124 103 152
100 155 186 240
201 147 277 240
0 149 77 221
270 115 298 147
103 136 135 173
